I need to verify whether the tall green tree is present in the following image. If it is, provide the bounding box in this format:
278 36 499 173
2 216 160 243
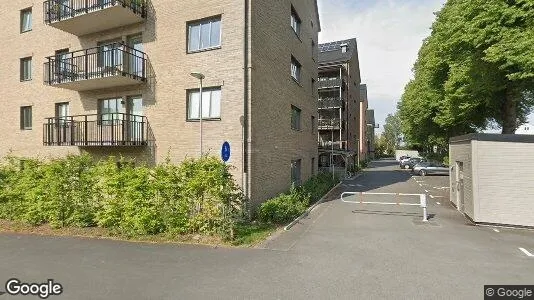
382 113 402 156
399 0 534 146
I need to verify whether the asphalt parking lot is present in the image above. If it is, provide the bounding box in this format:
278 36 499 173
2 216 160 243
0 159 532 299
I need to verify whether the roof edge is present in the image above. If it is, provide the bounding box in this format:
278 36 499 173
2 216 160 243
450 133 534 143
315 0 321 32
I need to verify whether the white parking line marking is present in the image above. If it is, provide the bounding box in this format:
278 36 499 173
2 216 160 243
519 248 534 257
425 190 429 193
436 202 441 205
493 229 500 233
429 195 434 199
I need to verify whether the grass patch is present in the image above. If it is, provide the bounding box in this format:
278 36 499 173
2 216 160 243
231 222 278 247
0 219 277 248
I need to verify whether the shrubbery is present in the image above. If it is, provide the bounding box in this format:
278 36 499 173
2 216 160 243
0 154 244 238
258 173 338 224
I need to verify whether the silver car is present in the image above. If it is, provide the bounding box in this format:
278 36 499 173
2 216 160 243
413 162 449 176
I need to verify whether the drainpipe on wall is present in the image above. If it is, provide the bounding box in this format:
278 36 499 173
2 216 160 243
243 0 250 203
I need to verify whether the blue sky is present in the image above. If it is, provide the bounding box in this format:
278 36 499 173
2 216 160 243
317 0 534 133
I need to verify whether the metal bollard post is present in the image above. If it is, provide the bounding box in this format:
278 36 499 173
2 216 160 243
420 194 428 222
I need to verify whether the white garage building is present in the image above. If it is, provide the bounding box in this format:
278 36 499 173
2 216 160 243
449 133 534 227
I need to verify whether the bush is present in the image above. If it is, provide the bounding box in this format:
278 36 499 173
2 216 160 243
258 173 338 224
0 154 245 239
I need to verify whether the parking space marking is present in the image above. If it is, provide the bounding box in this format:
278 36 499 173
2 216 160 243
493 229 500 233
425 190 429 193
436 202 441 205
429 195 434 199
519 248 534 257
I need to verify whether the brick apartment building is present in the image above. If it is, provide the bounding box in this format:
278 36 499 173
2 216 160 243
1 0 321 206
317 38 366 174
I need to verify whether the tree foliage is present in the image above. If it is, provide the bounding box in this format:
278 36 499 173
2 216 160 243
0 154 245 238
399 0 534 148
382 113 402 156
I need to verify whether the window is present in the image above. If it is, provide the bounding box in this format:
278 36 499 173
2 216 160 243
187 88 222 120
56 102 70 124
97 40 122 68
20 8 32 33
290 7 301 36
291 105 301 130
291 159 302 186
291 56 301 82
20 57 32 81
311 40 316 60
99 98 125 125
311 78 316 94
20 106 32 130
311 116 316 133
311 158 315 176
188 16 221 53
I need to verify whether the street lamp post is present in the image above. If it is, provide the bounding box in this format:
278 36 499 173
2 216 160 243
190 72 205 156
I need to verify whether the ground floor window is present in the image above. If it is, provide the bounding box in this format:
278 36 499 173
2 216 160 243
187 88 222 120
20 106 32 130
291 159 302 186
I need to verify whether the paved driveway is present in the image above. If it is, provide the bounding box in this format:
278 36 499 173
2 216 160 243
1 160 533 299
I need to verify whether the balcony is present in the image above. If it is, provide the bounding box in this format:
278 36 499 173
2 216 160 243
318 119 343 130
43 0 147 36
318 97 344 110
44 43 148 91
43 113 154 147
318 78 346 90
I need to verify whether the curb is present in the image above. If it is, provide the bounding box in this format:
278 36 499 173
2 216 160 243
284 172 363 231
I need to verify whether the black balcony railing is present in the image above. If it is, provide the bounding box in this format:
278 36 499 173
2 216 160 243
43 113 154 146
318 78 346 89
318 97 344 109
44 43 147 86
44 0 147 24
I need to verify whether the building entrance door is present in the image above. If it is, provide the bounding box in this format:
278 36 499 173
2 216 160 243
456 161 465 211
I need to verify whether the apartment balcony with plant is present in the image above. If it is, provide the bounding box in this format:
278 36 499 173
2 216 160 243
44 42 149 91
43 0 148 35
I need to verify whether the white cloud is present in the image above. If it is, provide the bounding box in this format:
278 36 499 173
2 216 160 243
318 0 446 132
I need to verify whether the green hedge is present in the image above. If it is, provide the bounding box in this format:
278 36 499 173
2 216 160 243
0 154 244 238
258 172 339 224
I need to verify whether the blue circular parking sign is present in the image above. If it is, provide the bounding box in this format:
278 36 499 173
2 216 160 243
221 142 231 162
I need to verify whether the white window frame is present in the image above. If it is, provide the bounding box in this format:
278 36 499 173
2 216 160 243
187 88 222 121
291 56 301 82
21 8 32 33
187 16 222 53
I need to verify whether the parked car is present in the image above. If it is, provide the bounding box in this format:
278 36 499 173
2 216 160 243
399 156 412 167
401 157 423 170
413 162 449 176
398 155 410 162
